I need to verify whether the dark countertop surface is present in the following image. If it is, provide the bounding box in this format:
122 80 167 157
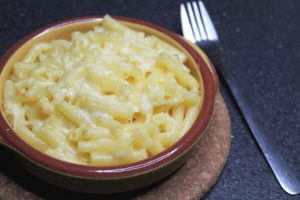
0 0 300 199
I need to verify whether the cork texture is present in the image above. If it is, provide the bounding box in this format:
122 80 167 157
0 93 231 200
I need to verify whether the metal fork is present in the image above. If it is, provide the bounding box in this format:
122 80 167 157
180 1 300 195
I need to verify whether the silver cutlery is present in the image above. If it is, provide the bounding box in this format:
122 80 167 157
180 0 300 195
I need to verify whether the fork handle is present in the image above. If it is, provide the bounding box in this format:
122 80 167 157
211 55 300 195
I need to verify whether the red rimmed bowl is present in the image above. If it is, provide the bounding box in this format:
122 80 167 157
0 16 218 193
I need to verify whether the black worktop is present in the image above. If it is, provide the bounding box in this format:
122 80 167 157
0 0 300 199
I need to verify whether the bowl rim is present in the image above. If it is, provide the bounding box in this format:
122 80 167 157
0 15 218 179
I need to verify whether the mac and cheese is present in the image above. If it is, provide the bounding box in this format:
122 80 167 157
3 15 201 166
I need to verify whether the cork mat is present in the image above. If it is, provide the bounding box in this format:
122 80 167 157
0 93 231 200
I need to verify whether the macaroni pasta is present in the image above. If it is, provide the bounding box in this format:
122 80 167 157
3 15 201 166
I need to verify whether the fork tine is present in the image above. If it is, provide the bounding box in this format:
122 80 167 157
199 1 218 40
186 2 201 41
180 4 196 43
192 1 207 41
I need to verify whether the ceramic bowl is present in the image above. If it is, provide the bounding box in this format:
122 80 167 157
0 16 218 193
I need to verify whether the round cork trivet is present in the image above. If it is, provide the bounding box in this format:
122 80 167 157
0 93 231 200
